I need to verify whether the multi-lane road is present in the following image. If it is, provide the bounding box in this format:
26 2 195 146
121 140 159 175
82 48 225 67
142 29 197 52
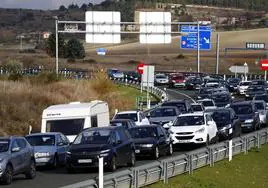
1 88 196 188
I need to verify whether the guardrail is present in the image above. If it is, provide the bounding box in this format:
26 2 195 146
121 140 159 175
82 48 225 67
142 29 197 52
61 127 268 188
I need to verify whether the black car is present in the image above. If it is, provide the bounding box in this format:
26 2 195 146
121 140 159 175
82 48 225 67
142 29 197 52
161 100 192 114
227 78 241 93
110 119 136 129
197 87 214 100
211 91 232 107
66 127 135 172
206 108 241 140
185 77 203 90
250 79 267 86
254 94 268 105
230 101 260 132
245 85 266 100
129 125 173 159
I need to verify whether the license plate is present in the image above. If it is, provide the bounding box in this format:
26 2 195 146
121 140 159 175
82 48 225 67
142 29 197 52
135 150 140 153
241 124 251 127
78 159 92 163
177 140 191 143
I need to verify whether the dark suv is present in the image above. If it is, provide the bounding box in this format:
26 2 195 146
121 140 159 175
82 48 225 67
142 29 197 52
161 100 191 114
66 127 136 173
230 101 260 132
0 136 36 185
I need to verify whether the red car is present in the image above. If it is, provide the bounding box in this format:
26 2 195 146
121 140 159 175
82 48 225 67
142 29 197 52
168 73 186 88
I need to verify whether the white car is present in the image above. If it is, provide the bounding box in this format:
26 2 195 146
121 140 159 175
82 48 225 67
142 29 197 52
190 103 205 113
169 112 218 145
113 111 150 126
253 100 268 126
197 99 217 110
237 81 251 95
155 74 169 85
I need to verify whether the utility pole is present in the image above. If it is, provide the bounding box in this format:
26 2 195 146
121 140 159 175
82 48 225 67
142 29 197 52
216 33 220 74
54 16 59 75
197 21 200 73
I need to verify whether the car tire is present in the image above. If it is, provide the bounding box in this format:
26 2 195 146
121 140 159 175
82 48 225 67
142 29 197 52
2 164 13 185
205 135 210 146
166 144 173 156
152 146 160 160
108 156 117 172
127 151 136 167
25 160 36 179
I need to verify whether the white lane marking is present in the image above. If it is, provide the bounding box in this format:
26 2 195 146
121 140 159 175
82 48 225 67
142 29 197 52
167 89 196 103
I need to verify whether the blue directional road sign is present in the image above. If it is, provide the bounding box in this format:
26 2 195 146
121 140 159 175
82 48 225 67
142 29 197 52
180 25 212 50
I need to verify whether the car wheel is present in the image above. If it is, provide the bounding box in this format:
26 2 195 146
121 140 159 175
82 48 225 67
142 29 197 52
127 151 136 167
152 146 160 159
108 156 117 172
25 160 36 179
166 144 173 156
2 164 13 185
205 135 210 146
52 155 59 168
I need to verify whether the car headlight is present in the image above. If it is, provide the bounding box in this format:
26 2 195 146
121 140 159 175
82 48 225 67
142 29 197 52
198 96 201 99
140 144 153 148
245 94 250 97
220 124 232 131
172 80 176 83
35 152 50 158
245 119 254 123
67 151 71 155
99 149 111 157
195 127 205 133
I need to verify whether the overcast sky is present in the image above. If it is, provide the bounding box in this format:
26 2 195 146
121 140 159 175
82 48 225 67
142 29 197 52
0 0 105 10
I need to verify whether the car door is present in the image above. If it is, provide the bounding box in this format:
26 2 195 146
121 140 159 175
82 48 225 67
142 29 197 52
205 114 216 140
57 134 68 164
10 139 24 173
156 126 166 155
116 128 132 165
17 138 31 171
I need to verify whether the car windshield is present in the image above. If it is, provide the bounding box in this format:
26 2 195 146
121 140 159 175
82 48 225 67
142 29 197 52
73 129 111 145
248 86 265 92
201 101 214 107
199 89 212 94
228 78 240 84
251 80 265 85
174 116 205 126
231 105 253 115
129 127 157 138
114 113 137 122
156 75 167 79
162 102 186 113
112 69 120 73
26 135 55 146
172 75 184 80
110 121 128 128
150 108 177 117
211 111 231 124
212 94 230 102
240 82 251 86
190 105 203 112
254 95 268 103
0 140 9 152
254 102 265 110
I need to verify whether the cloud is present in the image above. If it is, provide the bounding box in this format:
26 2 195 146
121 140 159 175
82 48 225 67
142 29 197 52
0 0 104 10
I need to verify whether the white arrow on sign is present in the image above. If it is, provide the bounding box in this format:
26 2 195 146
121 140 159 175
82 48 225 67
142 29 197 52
203 37 210 44
229 66 249 73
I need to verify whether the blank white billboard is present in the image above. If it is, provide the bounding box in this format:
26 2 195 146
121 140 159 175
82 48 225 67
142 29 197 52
85 11 121 43
142 65 155 87
139 12 171 44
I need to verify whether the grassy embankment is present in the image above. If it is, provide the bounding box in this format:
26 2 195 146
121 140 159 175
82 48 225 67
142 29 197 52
147 145 268 188
0 71 157 136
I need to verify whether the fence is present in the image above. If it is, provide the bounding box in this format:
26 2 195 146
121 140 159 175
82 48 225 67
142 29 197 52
61 127 268 188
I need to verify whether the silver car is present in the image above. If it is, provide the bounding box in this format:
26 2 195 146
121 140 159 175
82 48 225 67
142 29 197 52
0 136 36 185
253 100 268 127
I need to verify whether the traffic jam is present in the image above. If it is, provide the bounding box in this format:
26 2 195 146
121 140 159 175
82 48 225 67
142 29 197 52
1 71 268 185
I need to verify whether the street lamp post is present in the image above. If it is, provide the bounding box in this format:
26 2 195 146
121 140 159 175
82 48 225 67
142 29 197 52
53 16 59 75
244 62 248 81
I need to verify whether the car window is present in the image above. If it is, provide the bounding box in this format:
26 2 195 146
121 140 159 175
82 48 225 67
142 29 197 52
60 134 69 145
118 129 129 141
11 139 19 149
156 127 164 137
115 131 121 142
17 138 27 149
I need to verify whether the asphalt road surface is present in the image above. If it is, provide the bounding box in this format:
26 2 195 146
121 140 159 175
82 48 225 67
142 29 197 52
1 88 244 188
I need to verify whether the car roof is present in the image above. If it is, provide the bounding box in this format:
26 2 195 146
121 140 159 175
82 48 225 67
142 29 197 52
205 108 232 112
198 98 214 101
231 101 252 105
253 100 265 103
111 119 134 122
0 136 24 140
84 126 120 132
117 111 139 114
163 100 186 103
129 125 159 129
179 112 204 117
26 132 60 137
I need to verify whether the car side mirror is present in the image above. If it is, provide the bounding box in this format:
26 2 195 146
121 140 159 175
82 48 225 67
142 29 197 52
57 142 64 146
11 147 20 152
207 121 213 126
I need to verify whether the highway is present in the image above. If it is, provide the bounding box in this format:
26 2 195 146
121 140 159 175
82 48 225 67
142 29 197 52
1 88 196 188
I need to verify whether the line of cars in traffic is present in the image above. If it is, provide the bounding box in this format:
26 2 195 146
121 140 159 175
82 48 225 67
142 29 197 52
2 77 268 185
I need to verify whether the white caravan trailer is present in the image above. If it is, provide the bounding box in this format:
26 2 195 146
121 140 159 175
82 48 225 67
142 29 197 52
41 100 109 142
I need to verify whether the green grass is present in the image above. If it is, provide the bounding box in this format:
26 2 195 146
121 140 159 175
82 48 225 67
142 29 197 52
147 145 268 188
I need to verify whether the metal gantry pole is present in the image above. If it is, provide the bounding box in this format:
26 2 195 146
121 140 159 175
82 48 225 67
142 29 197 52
216 33 220 74
197 21 200 73
55 18 59 75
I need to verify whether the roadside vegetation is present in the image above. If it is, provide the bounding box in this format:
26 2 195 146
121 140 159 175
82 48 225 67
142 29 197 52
0 70 149 136
148 145 268 188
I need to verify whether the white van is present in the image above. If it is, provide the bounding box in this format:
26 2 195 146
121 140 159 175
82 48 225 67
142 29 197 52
41 100 109 142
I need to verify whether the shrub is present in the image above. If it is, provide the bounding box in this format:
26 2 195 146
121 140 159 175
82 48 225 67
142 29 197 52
175 54 186 59
8 73 23 81
31 72 61 84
